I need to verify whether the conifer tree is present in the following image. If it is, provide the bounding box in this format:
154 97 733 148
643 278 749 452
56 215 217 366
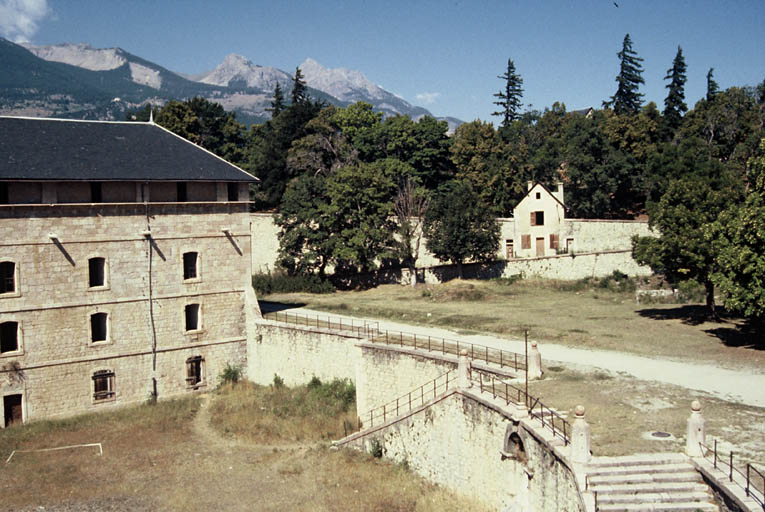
492 58 524 128
604 34 645 115
706 68 720 101
266 83 285 117
291 67 308 105
663 46 688 132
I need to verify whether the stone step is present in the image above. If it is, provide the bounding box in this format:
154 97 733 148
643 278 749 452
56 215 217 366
589 471 702 486
586 462 694 478
591 481 710 495
588 453 687 469
597 490 715 505
597 501 718 512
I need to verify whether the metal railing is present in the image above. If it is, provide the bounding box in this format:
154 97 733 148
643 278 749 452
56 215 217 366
699 439 764 508
262 310 527 373
475 372 571 446
345 370 457 438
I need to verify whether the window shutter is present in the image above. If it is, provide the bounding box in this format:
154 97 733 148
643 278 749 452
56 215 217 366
522 234 531 249
550 234 559 249
530 212 536 226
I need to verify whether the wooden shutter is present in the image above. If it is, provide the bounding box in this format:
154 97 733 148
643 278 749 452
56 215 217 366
521 234 531 249
530 212 536 226
550 234 559 249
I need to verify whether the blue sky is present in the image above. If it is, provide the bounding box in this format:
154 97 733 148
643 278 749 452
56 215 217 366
2 0 763 122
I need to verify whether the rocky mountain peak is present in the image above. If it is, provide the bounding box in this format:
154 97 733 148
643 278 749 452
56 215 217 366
20 41 127 71
198 53 290 90
299 57 386 101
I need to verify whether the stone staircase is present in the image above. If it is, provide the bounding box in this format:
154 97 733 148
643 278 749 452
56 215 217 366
586 453 719 511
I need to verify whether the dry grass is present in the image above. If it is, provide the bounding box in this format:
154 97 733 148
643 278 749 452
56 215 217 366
0 390 487 512
209 378 357 443
264 278 764 370
526 366 765 465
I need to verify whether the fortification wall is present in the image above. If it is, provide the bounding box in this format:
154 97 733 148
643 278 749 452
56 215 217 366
248 322 359 387
251 213 281 274
564 219 652 253
500 250 652 280
355 343 455 414
349 390 584 512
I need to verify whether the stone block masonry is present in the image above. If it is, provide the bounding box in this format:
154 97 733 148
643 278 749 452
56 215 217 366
0 201 255 424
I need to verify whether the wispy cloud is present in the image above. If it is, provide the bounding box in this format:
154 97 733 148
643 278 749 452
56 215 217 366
415 92 440 105
0 0 51 43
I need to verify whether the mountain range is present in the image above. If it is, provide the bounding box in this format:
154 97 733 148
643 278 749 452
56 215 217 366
0 38 461 130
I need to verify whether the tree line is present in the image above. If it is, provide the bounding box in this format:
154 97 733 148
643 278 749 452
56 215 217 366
126 34 765 321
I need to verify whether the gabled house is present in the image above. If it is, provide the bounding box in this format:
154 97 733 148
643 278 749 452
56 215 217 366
511 182 566 258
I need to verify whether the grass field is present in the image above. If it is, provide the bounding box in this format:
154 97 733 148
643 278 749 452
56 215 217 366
264 277 764 370
0 388 487 511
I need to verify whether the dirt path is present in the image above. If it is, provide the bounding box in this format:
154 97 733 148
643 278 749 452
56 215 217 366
277 306 765 408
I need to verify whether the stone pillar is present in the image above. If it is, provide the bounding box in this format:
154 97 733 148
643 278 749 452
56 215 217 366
686 400 706 457
571 405 591 464
528 341 542 380
458 349 472 389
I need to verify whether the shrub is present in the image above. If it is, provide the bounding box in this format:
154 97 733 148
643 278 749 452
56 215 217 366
598 270 636 293
252 273 335 295
272 373 285 389
493 273 524 286
677 279 705 303
219 363 242 385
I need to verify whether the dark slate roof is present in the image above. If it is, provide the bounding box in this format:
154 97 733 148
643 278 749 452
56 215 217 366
0 116 256 182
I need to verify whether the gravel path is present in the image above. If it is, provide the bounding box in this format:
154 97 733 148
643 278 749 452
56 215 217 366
270 306 765 408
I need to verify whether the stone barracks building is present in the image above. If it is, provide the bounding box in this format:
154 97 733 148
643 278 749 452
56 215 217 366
0 116 259 427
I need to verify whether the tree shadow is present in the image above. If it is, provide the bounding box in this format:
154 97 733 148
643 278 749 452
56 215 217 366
636 305 711 326
258 301 307 314
705 321 765 350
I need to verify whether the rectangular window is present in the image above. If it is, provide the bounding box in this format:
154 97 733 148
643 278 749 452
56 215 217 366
0 182 8 204
185 304 200 332
177 182 188 202
549 234 559 250
88 257 106 287
531 211 544 226
93 370 115 401
0 262 14 294
186 356 203 387
90 182 103 203
90 312 108 343
535 192 541 200
0 321 18 353
227 183 238 202
566 238 574 253
4 394 22 427
521 234 531 250
183 252 198 280
505 240 514 259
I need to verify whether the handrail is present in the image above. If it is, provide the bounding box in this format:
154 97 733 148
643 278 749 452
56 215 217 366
342 369 457 438
475 372 571 446
699 439 764 507
262 310 527 372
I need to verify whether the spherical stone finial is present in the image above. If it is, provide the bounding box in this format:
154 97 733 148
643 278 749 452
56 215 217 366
460 349 468 356
531 340 538 348
574 405 585 417
691 400 701 412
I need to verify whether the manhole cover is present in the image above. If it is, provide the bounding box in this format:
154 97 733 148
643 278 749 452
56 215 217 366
651 431 671 438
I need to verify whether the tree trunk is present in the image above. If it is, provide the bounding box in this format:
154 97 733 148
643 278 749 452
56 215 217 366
409 265 417 287
457 261 463 280
705 280 719 320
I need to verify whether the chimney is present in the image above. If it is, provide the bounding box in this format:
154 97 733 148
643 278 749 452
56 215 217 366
554 182 564 205
527 181 534 192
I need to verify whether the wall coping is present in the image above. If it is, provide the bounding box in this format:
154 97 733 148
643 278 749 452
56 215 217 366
690 456 763 512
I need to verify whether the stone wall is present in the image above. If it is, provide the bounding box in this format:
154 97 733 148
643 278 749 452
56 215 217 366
565 219 653 253
349 390 584 512
248 321 360 387
0 202 255 424
250 213 282 274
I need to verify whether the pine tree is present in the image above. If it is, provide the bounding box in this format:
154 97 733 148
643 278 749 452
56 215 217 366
291 67 308 105
492 58 524 128
706 68 719 101
662 46 688 132
266 83 285 118
604 34 645 115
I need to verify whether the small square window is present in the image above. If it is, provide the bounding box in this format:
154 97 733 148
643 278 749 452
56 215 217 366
90 312 108 343
89 257 106 288
90 182 103 203
227 183 239 201
186 356 204 387
535 192 541 199
183 252 198 280
0 261 15 294
0 321 19 353
177 182 188 202
93 370 115 401
185 304 200 332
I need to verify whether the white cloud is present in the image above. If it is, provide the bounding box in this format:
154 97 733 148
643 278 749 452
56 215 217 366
415 92 441 105
0 0 51 43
